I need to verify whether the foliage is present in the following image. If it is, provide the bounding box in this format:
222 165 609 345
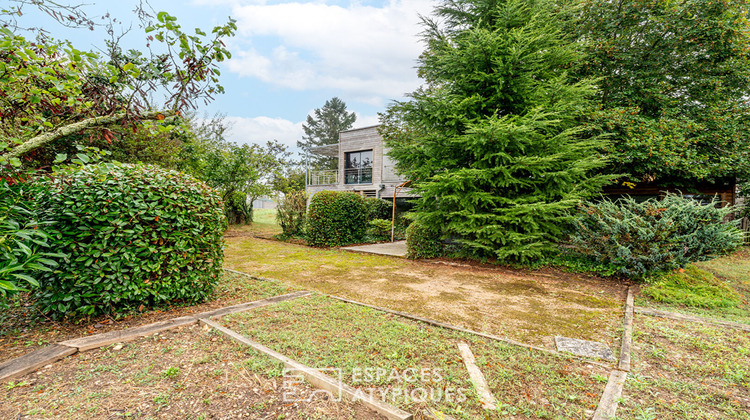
0 4 236 167
365 197 393 221
182 115 290 225
272 166 306 194
306 191 368 247
34 163 226 318
528 248 619 278
367 219 392 241
575 0 750 186
225 190 251 225
276 190 307 237
643 266 742 309
570 194 744 279
406 221 444 260
380 0 613 263
0 176 61 303
299 97 356 170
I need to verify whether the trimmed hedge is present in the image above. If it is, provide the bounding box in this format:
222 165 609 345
406 220 444 259
570 194 744 278
35 163 226 318
306 191 368 247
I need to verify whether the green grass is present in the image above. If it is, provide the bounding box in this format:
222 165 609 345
642 266 741 309
222 295 609 419
635 248 750 324
618 315 750 420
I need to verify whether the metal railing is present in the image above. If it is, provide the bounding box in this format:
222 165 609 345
344 167 373 185
309 169 338 186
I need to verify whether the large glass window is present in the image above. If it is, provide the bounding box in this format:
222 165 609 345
345 150 373 184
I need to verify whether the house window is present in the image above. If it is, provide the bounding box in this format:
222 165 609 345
345 150 373 184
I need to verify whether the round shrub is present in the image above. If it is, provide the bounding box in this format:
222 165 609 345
406 220 444 259
35 163 226 318
306 191 368 247
570 193 744 279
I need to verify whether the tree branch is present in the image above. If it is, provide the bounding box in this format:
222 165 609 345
4 110 173 160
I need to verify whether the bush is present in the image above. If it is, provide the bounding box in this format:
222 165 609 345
0 175 60 304
406 220 444 259
642 266 741 309
570 194 744 279
306 191 368 247
276 190 307 236
365 197 393 221
35 163 226 318
367 219 392 240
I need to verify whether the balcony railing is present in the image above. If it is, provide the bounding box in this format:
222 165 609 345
309 169 338 186
345 167 373 185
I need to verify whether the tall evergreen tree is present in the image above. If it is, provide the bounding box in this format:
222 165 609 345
298 97 356 170
575 0 750 186
380 0 613 262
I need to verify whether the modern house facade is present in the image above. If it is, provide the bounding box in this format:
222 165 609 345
305 125 412 200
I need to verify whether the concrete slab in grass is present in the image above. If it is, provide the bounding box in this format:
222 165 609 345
59 316 197 351
0 344 77 381
342 241 407 257
555 336 616 362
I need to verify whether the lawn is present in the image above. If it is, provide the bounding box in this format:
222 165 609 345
617 315 750 419
221 295 610 419
223 235 627 351
1 323 384 419
635 248 750 325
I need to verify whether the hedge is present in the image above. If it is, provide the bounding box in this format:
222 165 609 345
306 191 368 247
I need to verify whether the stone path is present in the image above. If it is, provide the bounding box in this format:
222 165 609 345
342 240 407 257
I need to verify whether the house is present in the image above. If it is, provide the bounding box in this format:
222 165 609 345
305 125 413 201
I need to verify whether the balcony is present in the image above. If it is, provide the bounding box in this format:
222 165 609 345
345 167 373 185
309 169 338 186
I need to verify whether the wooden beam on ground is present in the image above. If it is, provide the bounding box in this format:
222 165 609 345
456 342 497 411
0 345 78 382
593 370 628 420
618 287 635 372
634 307 750 332
59 316 198 352
192 291 312 319
198 317 413 420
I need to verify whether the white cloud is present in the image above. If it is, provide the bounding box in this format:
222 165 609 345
225 0 433 104
224 116 304 151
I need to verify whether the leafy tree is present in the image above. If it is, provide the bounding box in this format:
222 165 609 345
380 0 612 262
575 0 750 186
0 4 237 167
298 97 356 170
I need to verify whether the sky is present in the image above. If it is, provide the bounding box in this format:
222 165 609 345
19 0 437 156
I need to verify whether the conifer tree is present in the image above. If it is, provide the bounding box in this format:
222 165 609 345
380 0 613 262
298 97 356 170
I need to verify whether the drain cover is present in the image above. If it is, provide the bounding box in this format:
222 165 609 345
554 336 616 362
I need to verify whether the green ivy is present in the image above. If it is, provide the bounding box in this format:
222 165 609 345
306 191 368 247
34 163 226 318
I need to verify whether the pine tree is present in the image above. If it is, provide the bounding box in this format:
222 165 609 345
380 0 613 262
298 97 356 170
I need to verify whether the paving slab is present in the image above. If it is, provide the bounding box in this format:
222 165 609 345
342 241 407 257
554 336 616 362
59 316 197 351
0 344 77 381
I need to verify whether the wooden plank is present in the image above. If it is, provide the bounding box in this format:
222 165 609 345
192 291 312 319
0 344 77 381
456 342 497 411
59 316 197 351
619 287 635 372
199 318 413 420
635 307 750 332
593 370 628 420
